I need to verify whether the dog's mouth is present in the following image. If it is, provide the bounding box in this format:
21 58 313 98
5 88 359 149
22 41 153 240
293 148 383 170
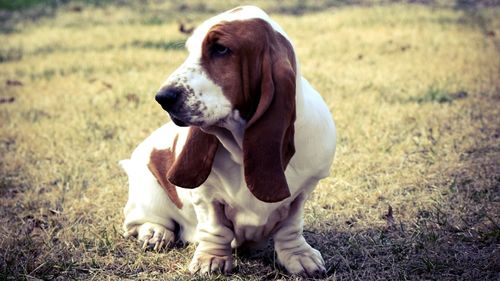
169 114 189 127
167 108 231 129
168 112 207 128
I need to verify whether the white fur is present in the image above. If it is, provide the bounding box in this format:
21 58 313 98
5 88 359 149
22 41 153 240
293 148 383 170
122 6 336 277
160 59 232 126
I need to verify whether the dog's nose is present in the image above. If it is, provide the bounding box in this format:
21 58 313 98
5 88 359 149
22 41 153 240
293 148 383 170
155 87 181 111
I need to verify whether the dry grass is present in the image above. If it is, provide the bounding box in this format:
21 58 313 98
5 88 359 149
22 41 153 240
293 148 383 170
1 1 499 280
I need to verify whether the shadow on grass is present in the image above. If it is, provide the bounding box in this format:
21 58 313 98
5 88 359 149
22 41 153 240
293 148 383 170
304 218 498 279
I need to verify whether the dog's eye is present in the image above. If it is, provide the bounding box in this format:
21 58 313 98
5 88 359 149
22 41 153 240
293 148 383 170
212 43 230 56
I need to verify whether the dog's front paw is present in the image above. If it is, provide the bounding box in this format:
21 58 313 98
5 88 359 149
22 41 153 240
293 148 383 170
188 252 233 275
133 222 174 251
277 244 326 278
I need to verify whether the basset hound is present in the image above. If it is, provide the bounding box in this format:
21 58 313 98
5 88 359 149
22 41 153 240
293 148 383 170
120 6 336 277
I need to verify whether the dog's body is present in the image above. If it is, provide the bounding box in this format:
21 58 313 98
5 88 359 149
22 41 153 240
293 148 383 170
121 6 336 277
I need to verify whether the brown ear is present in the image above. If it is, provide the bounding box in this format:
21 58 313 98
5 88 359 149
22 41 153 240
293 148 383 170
243 30 296 203
167 127 219 188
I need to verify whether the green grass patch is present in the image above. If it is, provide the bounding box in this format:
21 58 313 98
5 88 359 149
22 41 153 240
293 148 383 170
0 46 23 62
128 40 186 51
412 87 469 104
0 0 53 11
0 0 115 11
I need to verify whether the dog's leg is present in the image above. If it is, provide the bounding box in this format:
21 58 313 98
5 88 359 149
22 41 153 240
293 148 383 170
189 199 234 275
273 194 326 278
121 159 179 251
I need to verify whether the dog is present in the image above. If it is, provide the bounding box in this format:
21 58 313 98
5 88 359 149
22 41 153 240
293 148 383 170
120 5 336 277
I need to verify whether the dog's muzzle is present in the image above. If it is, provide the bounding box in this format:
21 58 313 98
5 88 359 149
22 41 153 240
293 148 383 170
155 87 189 127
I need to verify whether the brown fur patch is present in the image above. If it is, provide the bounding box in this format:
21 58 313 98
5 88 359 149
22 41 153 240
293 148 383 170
199 18 296 202
167 127 219 188
147 135 183 209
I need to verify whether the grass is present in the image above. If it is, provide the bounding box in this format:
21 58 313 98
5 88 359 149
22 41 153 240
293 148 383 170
1 1 499 280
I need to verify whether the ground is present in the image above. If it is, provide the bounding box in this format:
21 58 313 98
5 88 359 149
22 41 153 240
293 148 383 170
0 1 499 280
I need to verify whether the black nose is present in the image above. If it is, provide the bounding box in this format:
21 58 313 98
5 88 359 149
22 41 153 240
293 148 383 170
155 87 181 111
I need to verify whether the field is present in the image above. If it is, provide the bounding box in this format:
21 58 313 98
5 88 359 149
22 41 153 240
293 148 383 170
0 1 499 280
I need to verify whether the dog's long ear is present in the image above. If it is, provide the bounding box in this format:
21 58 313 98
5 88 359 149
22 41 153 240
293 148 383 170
167 127 219 188
243 24 296 203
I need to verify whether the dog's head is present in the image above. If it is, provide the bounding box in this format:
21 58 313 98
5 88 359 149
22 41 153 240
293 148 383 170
156 6 297 203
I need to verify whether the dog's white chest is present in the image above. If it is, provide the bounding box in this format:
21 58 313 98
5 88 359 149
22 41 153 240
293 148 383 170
223 198 292 245
195 149 294 245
